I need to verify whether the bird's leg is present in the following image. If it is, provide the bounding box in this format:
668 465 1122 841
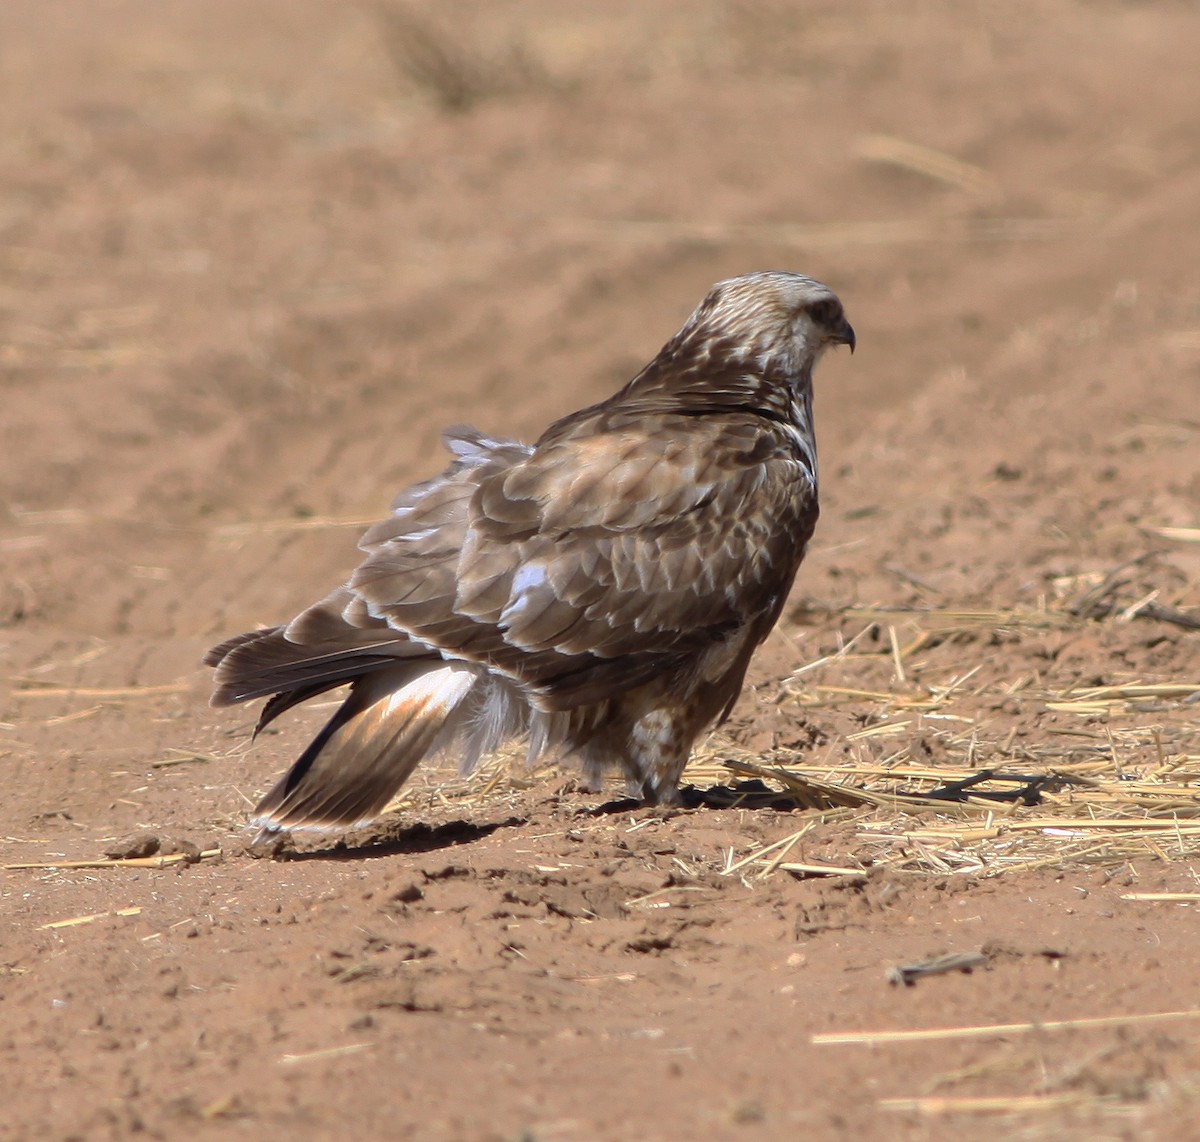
625 708 691 806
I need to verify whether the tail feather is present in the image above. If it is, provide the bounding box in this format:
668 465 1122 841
252 662 478 833
206 626 415 707
254 681 346 737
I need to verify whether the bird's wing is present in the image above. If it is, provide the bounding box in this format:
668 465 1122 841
207 427 530 709
351 411 817 707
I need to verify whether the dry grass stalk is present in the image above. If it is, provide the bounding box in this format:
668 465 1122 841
10 681 189 699
855 134 998 195
624 886 711 909
722 824 815 875
7 848 221 871
279 1043 373 1066
879 1093 1100 1115
152 751 215 768
38 907 142 930
1121 892 1200 902
813 1008 1200 1045
42 705 103 726
1148 526 1200 543
775 861 864 877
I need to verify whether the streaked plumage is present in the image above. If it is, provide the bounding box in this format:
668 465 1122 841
206 271 854 834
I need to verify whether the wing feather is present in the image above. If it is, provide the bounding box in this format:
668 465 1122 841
348 411 816 706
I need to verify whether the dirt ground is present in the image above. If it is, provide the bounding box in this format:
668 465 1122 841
3 2 1200 1139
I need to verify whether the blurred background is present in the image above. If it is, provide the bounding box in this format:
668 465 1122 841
3 0 1197 636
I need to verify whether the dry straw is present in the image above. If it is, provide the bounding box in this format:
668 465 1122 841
690 592 1200 878
813 1008 1200 1045
7 849 222 872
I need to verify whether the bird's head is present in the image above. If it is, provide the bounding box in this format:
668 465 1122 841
680 271 855 380
591 270 854 424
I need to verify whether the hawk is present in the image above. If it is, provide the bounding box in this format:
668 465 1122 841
206 271 854 833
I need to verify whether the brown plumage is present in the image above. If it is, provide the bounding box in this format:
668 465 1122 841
206 271 854 834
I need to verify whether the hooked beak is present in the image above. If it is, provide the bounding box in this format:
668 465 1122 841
836 319 856 354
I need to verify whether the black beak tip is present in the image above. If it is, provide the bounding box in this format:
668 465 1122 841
842 322 856 355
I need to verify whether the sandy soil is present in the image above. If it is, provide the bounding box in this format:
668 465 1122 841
2 2 1200 1139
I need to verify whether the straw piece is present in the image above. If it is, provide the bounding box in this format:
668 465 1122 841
151 752 215 768
721 824 815 875
39 907 142 930
788 622 877 679
10 681 189 698
810 685 908 702
856 134 998 195
777 862 865 877
6 848 221 871
1147 526 1200 543
42 705 103 726
880 1094 1096 1115
846 720 912 741
1062 682 1199 700
813 1008 1200 1045
756 826 813 879
1009 819 1200 832
889 625 907 684
1121 892 1200 902
623 886 710 909
279 1043 373 1066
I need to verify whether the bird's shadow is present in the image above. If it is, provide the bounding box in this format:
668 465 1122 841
246 780 797 860
249 815 526 862
583 778 803 817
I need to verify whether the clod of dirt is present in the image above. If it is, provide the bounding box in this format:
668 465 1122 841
104 831 162 860
104 832 205 862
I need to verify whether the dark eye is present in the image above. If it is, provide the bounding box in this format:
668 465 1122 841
806 298 840 328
